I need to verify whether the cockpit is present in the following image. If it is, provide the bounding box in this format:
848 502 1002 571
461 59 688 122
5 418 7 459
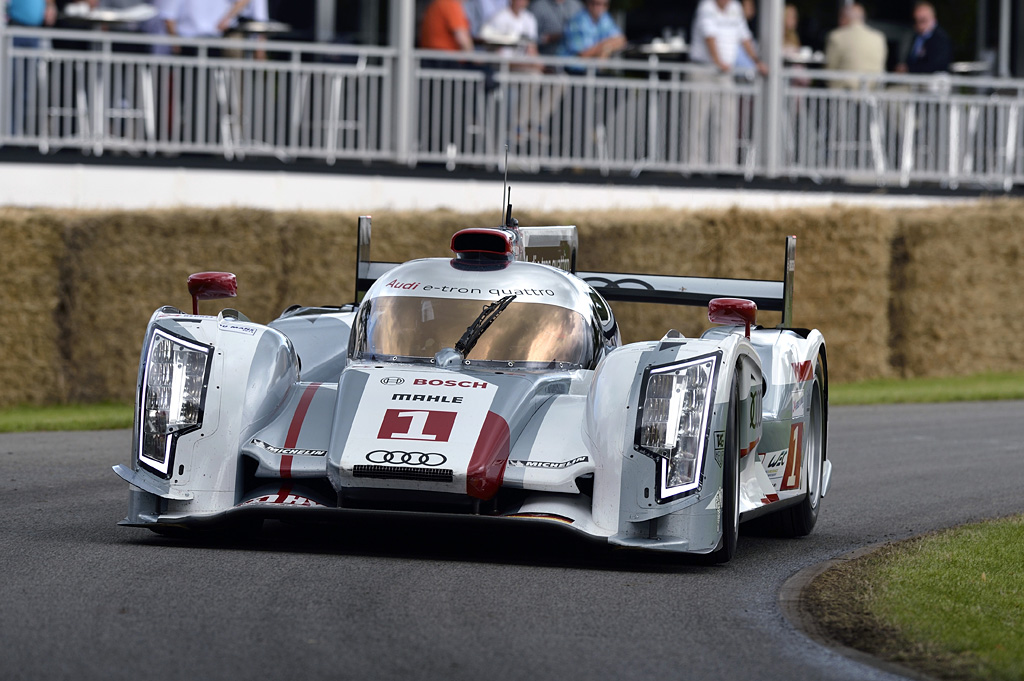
349 260 608 370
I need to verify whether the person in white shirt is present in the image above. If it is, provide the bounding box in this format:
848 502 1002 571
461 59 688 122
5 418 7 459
160 0 254 41
690 0 766 75
481 0 539 62
465 0 508 38
688 0 766 168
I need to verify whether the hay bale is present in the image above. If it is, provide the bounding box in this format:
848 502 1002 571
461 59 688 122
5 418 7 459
694 206 897 383
891 200 1024 377
0 209 66 407
62 208 283 403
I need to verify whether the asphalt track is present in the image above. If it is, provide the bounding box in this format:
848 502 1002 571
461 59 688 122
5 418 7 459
2 401 1022 681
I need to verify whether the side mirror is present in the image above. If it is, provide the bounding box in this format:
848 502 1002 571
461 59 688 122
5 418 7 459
187 272 237 315
708 297 757 339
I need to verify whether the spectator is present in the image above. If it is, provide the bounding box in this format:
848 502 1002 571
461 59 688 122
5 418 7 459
481 0 539 64
6 0 57 45
782 3 801 58
529 0 581 55
464 0 506 38
160 0 256 45
734 0 757 71
559 0 625 61
824 3 887 89
689 0 766 77
896 1 952 74
420 0 473 52
688 0 765 166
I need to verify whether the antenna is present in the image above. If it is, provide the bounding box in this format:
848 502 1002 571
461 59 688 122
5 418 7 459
501 143 509 227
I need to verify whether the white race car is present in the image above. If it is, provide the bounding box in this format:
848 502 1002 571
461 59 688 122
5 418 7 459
115 209 831 562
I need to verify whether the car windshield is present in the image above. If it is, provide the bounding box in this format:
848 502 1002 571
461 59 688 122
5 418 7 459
353 296 596 368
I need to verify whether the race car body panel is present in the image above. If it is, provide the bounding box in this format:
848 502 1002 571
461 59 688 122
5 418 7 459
114 218 830 560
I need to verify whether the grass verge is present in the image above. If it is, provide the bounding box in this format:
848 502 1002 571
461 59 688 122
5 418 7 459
830 371 1024 405
804 515 1024 681
0 403 133 433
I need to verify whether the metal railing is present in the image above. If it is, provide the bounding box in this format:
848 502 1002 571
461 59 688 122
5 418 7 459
3 25 1023 189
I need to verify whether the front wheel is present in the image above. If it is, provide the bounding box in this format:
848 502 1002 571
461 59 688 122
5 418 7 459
706 375 740 563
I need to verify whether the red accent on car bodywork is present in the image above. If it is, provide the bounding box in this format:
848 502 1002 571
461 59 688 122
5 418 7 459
466 411 511 500
792 361 813 382
761 493 780 504
740 436 760 458
708 297 757 338
187 271 237 315
285 383 322 449
280 455 293 478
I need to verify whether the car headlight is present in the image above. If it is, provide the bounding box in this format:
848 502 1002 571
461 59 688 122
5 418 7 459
137 329 213 477
635 354 718 502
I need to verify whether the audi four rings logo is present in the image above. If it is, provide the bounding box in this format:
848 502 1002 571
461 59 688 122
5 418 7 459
366 450 448 466
380 377 405 385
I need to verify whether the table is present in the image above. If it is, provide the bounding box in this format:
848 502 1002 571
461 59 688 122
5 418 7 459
61 3 159 27
235 20 292 36
950 61 990 76
783 49 825 66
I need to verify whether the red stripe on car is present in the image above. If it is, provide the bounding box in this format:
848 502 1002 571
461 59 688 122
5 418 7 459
285 383 322 448
466 411 511 500
762 493 780 504
740 436 760 458
274 485 292 503
792 361 813 382
280 455 293 478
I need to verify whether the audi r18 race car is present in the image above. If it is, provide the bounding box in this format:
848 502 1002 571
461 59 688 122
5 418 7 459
114 208 831 562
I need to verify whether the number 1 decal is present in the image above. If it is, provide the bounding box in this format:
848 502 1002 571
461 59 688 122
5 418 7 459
378 409 457 442
781 422 804 490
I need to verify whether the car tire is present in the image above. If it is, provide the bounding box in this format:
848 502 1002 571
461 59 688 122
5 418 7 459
764 355 825 537
707 373 740 564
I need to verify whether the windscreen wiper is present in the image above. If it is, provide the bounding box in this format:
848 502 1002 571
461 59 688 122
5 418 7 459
454 295 517 358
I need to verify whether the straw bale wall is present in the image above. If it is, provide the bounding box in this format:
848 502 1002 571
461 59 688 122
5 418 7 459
0 209 66 405
890 201 1024 377
0 202 1020 407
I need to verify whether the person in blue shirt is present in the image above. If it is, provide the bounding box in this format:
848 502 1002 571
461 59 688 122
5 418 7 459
6 0 55 29
6 0 56 44
559 0 624 61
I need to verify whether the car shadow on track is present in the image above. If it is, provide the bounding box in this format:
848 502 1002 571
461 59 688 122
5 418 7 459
122 514 786 574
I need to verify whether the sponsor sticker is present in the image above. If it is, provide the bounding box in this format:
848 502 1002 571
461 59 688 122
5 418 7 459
507 456 589 469
392 393 463 404
713 430 725 468
251 438 327 457
792 388 805 419
240 492 322 507
218 320 258 336
381 279 556 299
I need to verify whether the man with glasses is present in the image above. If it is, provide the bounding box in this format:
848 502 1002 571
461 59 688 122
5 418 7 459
895 1 952 74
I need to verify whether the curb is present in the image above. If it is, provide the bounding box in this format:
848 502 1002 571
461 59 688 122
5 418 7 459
779 543 942 681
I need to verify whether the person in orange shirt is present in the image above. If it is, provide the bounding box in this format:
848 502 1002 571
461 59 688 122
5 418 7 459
420 0 474 52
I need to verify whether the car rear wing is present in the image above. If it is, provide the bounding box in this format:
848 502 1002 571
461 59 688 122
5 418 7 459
579 234 796 327
354 216 795 327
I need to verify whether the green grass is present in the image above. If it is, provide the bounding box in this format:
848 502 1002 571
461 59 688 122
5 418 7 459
869 515 1024 681
831 371 1024 405
0 402 133 433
